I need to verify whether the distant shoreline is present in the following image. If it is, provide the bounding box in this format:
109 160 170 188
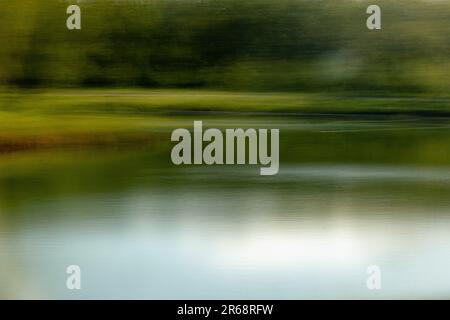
0 89 449 153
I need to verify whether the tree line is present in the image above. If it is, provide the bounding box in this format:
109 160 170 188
1 0 449 93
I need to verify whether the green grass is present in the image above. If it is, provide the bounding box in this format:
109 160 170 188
0 89 449 151
3 89 450 114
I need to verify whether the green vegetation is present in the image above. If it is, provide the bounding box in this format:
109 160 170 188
0 1 449 150
0 89 449 151
1 0 450 93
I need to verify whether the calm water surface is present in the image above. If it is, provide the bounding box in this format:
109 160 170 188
0 118 449 299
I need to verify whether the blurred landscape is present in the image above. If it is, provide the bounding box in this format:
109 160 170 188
0 0 449 148
1 0 450 299
1 0 450 92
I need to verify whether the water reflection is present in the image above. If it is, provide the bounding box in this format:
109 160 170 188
0 120 450 299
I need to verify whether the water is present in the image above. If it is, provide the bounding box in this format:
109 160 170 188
0 117 449 299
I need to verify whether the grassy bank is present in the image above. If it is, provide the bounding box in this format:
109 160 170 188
0 89 449 151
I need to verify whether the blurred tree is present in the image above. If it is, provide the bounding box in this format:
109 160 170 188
0 0 448 93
